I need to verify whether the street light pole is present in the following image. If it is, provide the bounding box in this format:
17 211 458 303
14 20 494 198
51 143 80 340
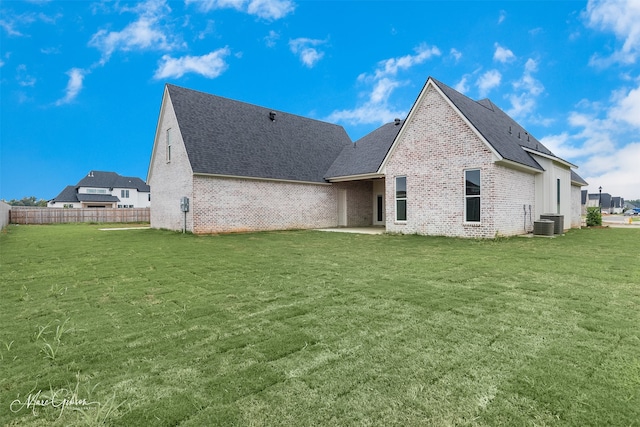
598 186 602 214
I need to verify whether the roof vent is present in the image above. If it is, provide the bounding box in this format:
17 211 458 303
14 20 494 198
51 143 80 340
269 111 276 121
508 126 512 135
394 118 401 126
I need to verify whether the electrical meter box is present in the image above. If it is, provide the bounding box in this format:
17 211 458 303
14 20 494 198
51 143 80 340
180 197 189 212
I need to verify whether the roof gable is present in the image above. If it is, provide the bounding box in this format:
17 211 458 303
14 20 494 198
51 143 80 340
430 78 548 171
166 84 352 183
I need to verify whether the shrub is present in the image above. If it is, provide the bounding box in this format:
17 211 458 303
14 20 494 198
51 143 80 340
586 207 602 226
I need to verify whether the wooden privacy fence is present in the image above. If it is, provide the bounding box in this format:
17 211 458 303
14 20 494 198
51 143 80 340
10 207 150 225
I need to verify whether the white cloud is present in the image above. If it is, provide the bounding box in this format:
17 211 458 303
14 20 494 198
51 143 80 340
609 84 640 127
498 10 506 24
585 0 640 66
153 48 230 79
16 64 36 87
476 70 501 97
0 10 60 37
493 43 515 63
582 142 640 198
326 44 441 126
449 48 462 62
0 18 25 37
264 30 280 47
88 0 179 65
248 0 295 20
540 79 640 199
454 75 470 94
55 68 86 106
373 43 440 79
185 0 294 19
506 58 545 118
197 20 216 40
289 37 326 68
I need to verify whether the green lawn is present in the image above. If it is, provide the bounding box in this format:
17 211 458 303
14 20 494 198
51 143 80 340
1 224 639 426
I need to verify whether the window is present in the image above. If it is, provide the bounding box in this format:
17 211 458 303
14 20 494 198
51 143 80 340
465 169 481 222
121 189 129 198
556 178 561 214
86 188 107 194
166 128 172 162
395 176 407 221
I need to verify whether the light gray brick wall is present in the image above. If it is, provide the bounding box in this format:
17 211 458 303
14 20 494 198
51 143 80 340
148 92 194 232
190 177 374 234
337 180 373 227
192 176 337 233
384 84 536 238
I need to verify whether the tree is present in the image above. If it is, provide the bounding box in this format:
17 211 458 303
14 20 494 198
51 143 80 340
5 196 48 207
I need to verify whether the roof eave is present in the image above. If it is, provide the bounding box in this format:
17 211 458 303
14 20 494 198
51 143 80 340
193 172 332 186
522 147 577 168
494 159 543 174
147 85 171 184
325 173 385 182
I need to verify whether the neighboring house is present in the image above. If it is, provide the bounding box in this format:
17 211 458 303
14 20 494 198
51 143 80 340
585 192 624 214
48 171 151 208
611 196 625 214
147 77 587 237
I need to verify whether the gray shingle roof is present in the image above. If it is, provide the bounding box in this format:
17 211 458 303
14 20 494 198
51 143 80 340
325 120 404 179
571 170 588 186
76 171 150 192
431 78 558 171
50 185 79 203
167 84 352 183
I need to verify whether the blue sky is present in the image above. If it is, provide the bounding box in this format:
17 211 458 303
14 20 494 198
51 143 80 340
1 0 639 201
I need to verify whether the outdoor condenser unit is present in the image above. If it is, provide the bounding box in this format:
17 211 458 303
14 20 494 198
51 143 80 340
533 219 555 236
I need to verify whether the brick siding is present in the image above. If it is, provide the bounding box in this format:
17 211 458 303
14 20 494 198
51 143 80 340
189 177 373 234
384 84 536 238
148 92 194 232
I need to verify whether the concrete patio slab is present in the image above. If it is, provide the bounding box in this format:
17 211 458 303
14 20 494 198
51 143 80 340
315 227 385 235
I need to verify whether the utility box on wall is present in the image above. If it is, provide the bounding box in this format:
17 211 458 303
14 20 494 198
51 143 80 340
180 197 189 212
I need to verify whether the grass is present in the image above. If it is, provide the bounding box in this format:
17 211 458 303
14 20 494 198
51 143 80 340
1 224 639 426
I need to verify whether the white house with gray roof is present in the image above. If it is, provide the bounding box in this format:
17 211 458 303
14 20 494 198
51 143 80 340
147 77 587 237
48 171 150 209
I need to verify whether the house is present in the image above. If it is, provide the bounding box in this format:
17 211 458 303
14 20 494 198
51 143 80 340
147 77 587 237
611 196 625 214
585 192 625 214
48 171 151 208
